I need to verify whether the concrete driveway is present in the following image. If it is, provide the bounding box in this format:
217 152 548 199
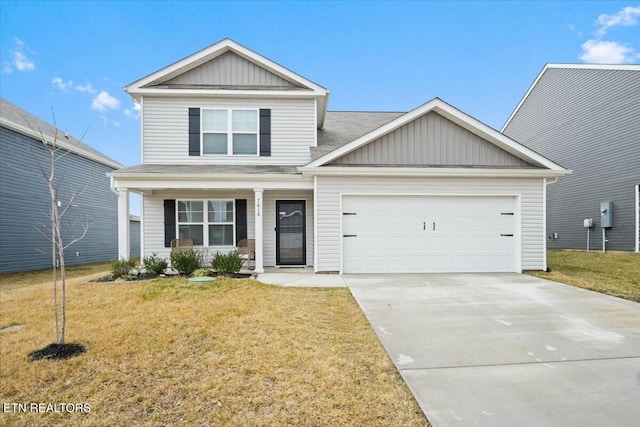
345 273 640 427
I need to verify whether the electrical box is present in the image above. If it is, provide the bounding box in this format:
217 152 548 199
583 218 593 228
600 201 613 228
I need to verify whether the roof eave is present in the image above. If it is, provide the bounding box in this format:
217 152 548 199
298 166 571 178
1 118 123 170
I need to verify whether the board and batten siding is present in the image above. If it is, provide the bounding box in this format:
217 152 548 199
331 112 532 167
0 126 119 273
503 67 640 251
143 190 313 267
315 176 545 272
142 97 316 165
163 51 299 88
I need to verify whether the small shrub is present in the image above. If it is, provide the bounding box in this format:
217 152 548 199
110 258 137 279
142 253 168 276
211 251 243 276
192 268 213 277
170 249 201 275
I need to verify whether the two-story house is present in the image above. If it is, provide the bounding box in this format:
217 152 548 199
110 39 568 274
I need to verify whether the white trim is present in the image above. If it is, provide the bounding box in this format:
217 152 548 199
501 63 640 132
338 193 522 274
140 96 145 164
274 198 309 267
304 98 567 172
117 190 130 259
254 189 264 273
200 108 259 156
313 176 318 272
140 195 145 259
111 176 313 192
299 166 569 178
175 199 236 247
635 184 640 252
542 179 547 270
125 39 328 96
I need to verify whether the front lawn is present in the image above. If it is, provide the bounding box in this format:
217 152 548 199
527 250 640 302
0 276 428 426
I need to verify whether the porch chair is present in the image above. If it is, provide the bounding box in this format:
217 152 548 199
170 238 194 253
237 239 255 270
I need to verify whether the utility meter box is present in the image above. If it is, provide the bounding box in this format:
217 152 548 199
600 201 613 228
583 218 593 228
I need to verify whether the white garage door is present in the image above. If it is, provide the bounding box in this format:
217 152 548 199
342 195 518 273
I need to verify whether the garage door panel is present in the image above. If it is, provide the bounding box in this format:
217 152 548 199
342 195 518 273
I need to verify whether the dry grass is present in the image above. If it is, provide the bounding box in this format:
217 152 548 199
0 275 428 426
0 262 112 292
527 250 640 302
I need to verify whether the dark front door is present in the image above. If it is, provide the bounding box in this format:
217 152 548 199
276 200 306 265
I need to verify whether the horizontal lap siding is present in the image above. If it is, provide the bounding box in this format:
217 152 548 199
315 176 544 272
143 191 255 264
0 127 118 273
503 68 640 251
142 97 315 165
144 190 313 267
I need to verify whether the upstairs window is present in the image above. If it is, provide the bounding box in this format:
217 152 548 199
202 109 258 155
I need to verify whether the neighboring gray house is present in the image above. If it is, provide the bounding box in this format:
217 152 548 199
0 97 134 273
111 39 568 274
502 64 640 252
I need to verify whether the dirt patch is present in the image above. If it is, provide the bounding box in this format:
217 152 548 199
28 343 86 361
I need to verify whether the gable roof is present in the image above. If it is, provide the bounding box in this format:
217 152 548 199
502 63 640 132
125 38 330 127
303 98 566 173
0 98 123 170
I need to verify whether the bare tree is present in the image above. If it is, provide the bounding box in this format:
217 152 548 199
14 109 91 346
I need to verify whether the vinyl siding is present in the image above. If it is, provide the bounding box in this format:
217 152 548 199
142 97 316 165
129 219 141 259
503 67 640 251
332 112 532 167
315 176 545 272
0 126 118 273
142 190 313 267
162 51 299 88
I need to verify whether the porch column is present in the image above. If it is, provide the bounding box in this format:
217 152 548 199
117 189 130 260
254 188 264 273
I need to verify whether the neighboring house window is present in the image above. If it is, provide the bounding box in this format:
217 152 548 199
177 200 235 246
202 109 258 155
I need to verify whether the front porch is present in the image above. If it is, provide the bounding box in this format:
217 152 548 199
110 168 314 274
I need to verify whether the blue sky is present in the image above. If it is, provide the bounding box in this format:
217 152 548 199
2 1 639 169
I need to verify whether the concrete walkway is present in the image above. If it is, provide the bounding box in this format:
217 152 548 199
345 273 640 427
256 267 347 287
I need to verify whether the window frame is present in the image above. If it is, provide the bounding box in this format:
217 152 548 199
176 199 236 247
201 108 259 156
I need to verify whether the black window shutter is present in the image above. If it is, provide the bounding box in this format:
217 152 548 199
259 109 271 157
235 199 247 244
164 200 176 248
188 108 200 156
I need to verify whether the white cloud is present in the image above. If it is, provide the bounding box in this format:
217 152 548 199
596 6 640 36
579 39 638 63
75 82 97 93
3 38 35 73
51 77 74 91
124 101 141 119
92 91 120 112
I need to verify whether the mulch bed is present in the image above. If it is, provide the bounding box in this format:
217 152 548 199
28 343 86 361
